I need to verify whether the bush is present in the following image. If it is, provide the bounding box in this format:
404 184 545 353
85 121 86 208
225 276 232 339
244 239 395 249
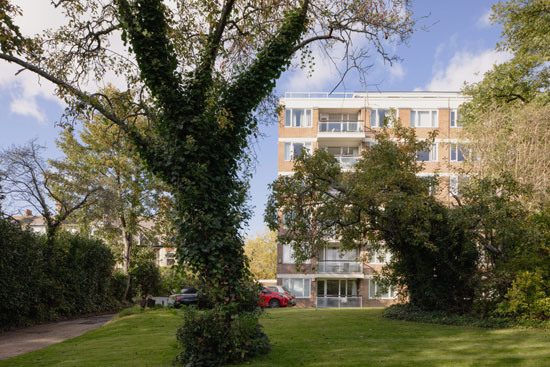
175 306 270 367
496 271 550 320
0 219 122 331
383 303 513 329
0 219 45 329
111 270 129 302
158 266 198 296
130 260 161 299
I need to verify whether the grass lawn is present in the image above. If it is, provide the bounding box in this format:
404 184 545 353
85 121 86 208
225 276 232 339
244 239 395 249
2 307 550 367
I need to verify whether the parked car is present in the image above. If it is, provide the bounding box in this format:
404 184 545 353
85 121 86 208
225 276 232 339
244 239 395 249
259 287 290 308
267 285 296 306
172 287 199 308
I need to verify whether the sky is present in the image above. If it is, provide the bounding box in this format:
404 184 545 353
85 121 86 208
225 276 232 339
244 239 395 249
0 1 508 237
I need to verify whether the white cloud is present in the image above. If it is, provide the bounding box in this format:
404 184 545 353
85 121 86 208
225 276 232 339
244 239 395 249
388 63 405 81
424 49 511 91
10 97 46 122
476 9 493 28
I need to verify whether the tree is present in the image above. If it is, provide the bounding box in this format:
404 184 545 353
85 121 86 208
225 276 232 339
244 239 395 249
0 1 416 363
461 0 550 206
244 229 277 280
266 126 479 313
0 140 101 241
55 91 168 300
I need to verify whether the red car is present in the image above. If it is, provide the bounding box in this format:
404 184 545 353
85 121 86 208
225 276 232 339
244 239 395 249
259 287 290 308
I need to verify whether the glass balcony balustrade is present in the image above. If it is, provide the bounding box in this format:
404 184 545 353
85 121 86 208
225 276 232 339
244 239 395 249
319 121 364 133
316 296 362 308
334 156 359 168
317 260 363 274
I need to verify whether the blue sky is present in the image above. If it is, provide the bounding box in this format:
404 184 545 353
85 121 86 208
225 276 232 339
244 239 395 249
0 1 507 237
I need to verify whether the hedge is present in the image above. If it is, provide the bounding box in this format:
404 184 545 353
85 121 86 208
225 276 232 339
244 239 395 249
0 218 122 331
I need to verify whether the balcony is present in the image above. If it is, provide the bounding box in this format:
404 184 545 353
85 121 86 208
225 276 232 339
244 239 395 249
317 260 363 274
319 121 364 133
318 120 365 140
316 296 362 308
334 156 359 169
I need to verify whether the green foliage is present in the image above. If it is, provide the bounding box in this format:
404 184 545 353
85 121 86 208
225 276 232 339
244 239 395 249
496 271 550 320
0 219 121 331
383 304 513 329
266 126 479 313
111 270 129 302
130 259 161 300
158 266 198 296
175 307 270 367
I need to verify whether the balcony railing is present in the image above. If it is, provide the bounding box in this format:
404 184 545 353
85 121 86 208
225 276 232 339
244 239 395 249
319 121 364 133
334 156 359 169
317 260 362 273
284 92 356 99
316 296 362 308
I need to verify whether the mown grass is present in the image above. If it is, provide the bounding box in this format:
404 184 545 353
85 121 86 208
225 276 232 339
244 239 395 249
2 307 550 367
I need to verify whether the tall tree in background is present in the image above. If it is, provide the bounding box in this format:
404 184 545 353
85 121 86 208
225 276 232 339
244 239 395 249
0 1 416 363
56 89 167 300
0 140 101 241
461 0 550 206
266 127 479 313
244 229 277 280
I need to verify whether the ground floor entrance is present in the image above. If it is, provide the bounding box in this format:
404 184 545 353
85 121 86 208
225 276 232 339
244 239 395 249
316 279 362 308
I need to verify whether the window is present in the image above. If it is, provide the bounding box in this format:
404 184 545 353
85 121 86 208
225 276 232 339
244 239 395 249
450 144 469 162
283 278 311 298
450 176 469 196
282 244 311 264
368 280 396 299
283 142 312 161
370 109 394 127
285 109 312 127
410 110 438 128
166 252 175 266
319 247 359 261
420 176 437 195
417 143 438 162
369 247 391 264
317 279 358 297
450 110 463 128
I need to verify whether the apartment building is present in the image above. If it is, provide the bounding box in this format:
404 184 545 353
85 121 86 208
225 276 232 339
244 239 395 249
276 91 467 308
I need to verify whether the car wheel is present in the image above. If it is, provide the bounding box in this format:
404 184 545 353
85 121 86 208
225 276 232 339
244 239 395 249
268 299 280 308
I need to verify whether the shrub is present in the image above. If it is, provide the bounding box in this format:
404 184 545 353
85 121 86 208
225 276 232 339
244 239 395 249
175 306 270 367
0 219 45 329
496 271 550 320
111 270 129 302
0 219 122 331
130 259 161 299
383 303 512 329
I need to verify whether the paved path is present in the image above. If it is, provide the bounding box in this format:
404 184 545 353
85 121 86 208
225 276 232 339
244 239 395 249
0 314 115 360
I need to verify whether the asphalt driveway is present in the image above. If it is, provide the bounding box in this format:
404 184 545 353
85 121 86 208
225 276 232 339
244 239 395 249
0 314 114 360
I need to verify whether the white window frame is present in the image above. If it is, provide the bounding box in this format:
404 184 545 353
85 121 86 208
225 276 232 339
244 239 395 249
368 248 391 264
284 142 312 161
450 109 463 128
450 143 467 162
417 143 438 162
410 109 438 128
370 108 397 128
284 108 313 127
450 175 468 196
282 278 311 298
368 280 397 299
282 244 311 264
317 279 359 297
